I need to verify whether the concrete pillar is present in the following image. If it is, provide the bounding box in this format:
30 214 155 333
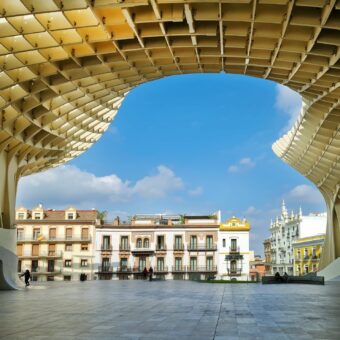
0 150 21 290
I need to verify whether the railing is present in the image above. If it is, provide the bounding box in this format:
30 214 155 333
154 266 169 273
119 245 130 251
132 267 146 273
19 251 63 258
116 267 133 273
172 266 186 272
187 266 217 273
227 269 242 276
173 244 184 251
131 247 154 253
17 236 92 242
156 245 167 251
188 244 217 251
30 267 62 274
229 247 240 253
97 265 114 273
101 244 112 251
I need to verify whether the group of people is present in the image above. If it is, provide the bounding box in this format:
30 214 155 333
274 271 289 283
142 266 154 281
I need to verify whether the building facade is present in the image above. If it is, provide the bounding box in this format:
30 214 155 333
269 201 326 275
95 213 220 281
217 217 251 281
293 235 325 276
263 238 272 275
16 205 98 282
249 255 266 281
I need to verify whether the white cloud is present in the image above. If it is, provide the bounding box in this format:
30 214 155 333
17 164 184 209
275 84 302 132
287 184 324 205
228 157 256 173
188 186 203 197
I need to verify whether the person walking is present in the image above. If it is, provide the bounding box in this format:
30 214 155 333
143 267 148 280
20 269 31 287
149 266 153 281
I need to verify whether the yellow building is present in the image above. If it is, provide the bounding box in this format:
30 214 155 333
293 235 325 276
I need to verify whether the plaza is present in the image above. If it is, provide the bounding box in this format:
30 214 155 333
1 280 340 339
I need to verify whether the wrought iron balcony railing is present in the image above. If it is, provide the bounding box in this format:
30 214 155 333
188 244 217 251
119 245 131 251
97 265 114 273
101 244 112 251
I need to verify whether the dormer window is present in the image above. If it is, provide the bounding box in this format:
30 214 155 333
17 213 25 220
33 212 42 220
67 213 75 220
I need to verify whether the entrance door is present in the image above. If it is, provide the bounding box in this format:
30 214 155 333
48 260 55 272
139 257 146 271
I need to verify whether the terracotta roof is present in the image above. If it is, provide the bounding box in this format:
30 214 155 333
20 210 97 221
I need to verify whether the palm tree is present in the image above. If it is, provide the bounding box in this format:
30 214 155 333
97 210 108 224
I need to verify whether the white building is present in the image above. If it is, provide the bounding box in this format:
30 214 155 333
269 201 327 275
217 217 251 281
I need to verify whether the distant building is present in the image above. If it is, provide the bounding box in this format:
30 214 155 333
218 217 251 281
263 238 272 275
249 255 266 281
293 234 325 276
269 201 326 275
95 213 221 280
16 205 98 282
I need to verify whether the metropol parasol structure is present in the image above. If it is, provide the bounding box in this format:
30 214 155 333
0 0 340 288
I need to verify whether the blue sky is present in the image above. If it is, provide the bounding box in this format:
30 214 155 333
17 74 326 255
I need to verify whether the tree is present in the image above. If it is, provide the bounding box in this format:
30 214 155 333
97 210 108 223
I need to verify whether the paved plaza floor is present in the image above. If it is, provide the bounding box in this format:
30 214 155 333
0 280 340 339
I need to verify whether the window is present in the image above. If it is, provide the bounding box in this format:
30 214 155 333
65 244 72 251
64 275 71 281
231 239 237 251
17 213 25 220
157 257 164 271
157 235 165 250
230 260 237 273
312 247 316 258
190 257 197 271
120 258 128 270
49 228 56 240
32 244 39 256
65 260 72 268
81 228 89 240
121 236 129 250
206 235 213 249
297 249 300 260
312 264 317 272
31 260 38 272
139 257 146 271
17 260 22 273
81 244 88 251
33 229 40 240
81 259 88 267
47 260 55 272
222 239 226 247
174 236 182 250
304 248 308 258
17 229 24 241
16 244 23 256
143 238 149 248
102 236 110 250
206 257 213 271
136 238 142 248
67 213 75 220
102 258 110 271
304 264 309 274
34 213 42 220
190 236 197 249
175 257 182 270
297 265 301 275
48 244 56 256
66 228 72 240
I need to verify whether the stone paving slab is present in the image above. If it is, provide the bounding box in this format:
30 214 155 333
0 280 339 339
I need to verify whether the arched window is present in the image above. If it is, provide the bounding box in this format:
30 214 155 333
136 238 142 248
143 238 149 248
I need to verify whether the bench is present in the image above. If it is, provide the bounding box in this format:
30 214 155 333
262 275 324 285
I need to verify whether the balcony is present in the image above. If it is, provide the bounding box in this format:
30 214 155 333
17 236 92 243
227 269 243 276
173 244 184 251
101 244 112 251
229 247 240 253
132 267 145 273
116 267 133 273
18 251 63 259
119 245 131 252
172 266 186 273
154 266 169 273
96 265 114 273
30 267 62 275
131 247 155 255
156 245 167 251
187 266 217 273
188 244 217 252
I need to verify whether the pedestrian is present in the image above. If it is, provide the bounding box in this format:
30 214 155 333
149 266 153 281
20 269 31 287
143 267 148 280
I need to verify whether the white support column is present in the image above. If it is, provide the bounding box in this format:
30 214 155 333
0 150 21 289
